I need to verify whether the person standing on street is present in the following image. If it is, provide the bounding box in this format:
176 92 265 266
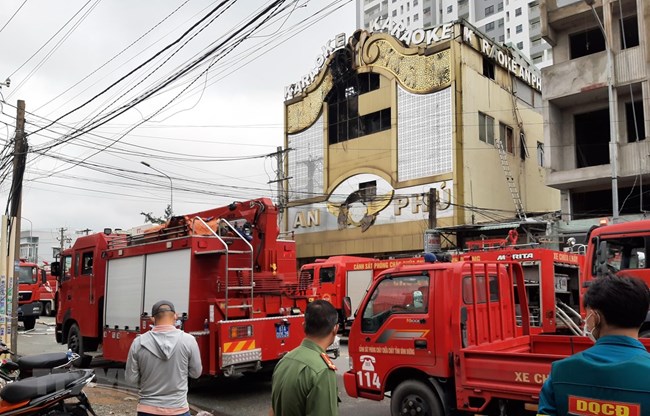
270 300 340 416
537 274 650 415
126 300 202 416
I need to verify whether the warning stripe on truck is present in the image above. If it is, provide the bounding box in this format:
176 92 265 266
223 340 256 353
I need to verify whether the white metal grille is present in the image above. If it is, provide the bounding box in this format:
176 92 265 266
287 116 324 202
397 87 453 181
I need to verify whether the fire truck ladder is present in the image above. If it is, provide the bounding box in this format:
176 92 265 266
494 136 526 220
192 217 254 320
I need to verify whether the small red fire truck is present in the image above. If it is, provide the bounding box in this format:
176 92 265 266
17 260 51 330
344 260 650 415
53 198 315 375
299 256 424 329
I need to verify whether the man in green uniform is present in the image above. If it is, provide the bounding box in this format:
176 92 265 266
270 300 340 416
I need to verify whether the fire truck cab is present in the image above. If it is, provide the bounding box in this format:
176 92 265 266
17 260 46 330
299 256 423 330
584 219 650 336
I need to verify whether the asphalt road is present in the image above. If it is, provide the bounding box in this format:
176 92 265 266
17 317 391 416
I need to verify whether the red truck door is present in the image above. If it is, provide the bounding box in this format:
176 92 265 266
354 271 434 394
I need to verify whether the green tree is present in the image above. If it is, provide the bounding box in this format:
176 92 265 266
140 204 173 224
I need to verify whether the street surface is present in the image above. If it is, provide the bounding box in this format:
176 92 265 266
17 317 390 416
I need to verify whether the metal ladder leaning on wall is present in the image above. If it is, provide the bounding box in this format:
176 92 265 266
192 217 254 320
495 136 526 220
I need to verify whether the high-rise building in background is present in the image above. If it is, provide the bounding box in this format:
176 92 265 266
357 0 552 68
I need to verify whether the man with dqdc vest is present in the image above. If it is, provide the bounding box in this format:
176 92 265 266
537 273 650 415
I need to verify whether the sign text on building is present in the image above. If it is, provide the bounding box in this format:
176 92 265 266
371 17 453 47
462 26 542 92
285 33 346 101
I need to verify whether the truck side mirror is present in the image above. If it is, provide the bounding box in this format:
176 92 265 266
596 240 608 276
41 270 47 284
50 262 61 277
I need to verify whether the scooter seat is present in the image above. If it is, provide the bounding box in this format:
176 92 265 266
17 352 69 371
0 371 81 403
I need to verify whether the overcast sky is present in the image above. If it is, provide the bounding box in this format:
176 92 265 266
0 0 355 261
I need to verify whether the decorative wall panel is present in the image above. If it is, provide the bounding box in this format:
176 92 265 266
397 86 453 181
287 115 324 202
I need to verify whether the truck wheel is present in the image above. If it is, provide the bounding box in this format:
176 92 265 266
23 316 36 331
640 329 650 338
67 324 92 367
391 380 443 416
42 302 52 317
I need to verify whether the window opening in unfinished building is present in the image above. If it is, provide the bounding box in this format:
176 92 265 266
574 108 609 168
569 27 605 59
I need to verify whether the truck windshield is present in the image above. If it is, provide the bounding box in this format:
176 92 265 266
17 266 37 284
593 237 646 275
361 275 429 333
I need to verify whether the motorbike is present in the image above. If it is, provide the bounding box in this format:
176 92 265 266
0 368 97 415
1 342 75 383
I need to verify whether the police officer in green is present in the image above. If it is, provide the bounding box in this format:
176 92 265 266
538 274 650 415
270 300 340 416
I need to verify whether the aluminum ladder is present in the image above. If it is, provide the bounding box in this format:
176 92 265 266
495 136 526 220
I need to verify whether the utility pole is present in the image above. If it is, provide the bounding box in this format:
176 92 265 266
57 228 68 258
425 188 440 253
427 188 437 229
267 147 292 213
9 100 26 350
77 228 91 236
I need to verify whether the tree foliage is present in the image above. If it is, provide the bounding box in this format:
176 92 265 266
140 204 173 225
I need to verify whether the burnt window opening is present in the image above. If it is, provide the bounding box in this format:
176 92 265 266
620 16 639 49
327 72 385 145
536 142 544 167
570 27 606 59
571 186 650 219
499 123 514 154
575 108 610 168
359 180 377 201
626 100 645 142
483 56 495 80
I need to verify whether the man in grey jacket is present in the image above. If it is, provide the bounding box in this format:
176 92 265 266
126 300 202 416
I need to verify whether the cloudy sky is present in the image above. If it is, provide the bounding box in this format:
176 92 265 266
0 0 355 260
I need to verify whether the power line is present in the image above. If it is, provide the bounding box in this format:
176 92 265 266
0 0 28 34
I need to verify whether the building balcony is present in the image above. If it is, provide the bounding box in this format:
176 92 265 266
615 46 646 85
458 2 469 18
546 165 611 190
529 22 542 38
530 40 549 56
542 51 607 101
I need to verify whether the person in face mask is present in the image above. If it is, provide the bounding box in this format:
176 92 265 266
537 274 650 415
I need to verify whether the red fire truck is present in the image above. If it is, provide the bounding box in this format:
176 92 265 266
344 260 650 415
454 248 584 336
17 260 47 330
52 198 315 374
299 256 424 329
583 219 650 336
